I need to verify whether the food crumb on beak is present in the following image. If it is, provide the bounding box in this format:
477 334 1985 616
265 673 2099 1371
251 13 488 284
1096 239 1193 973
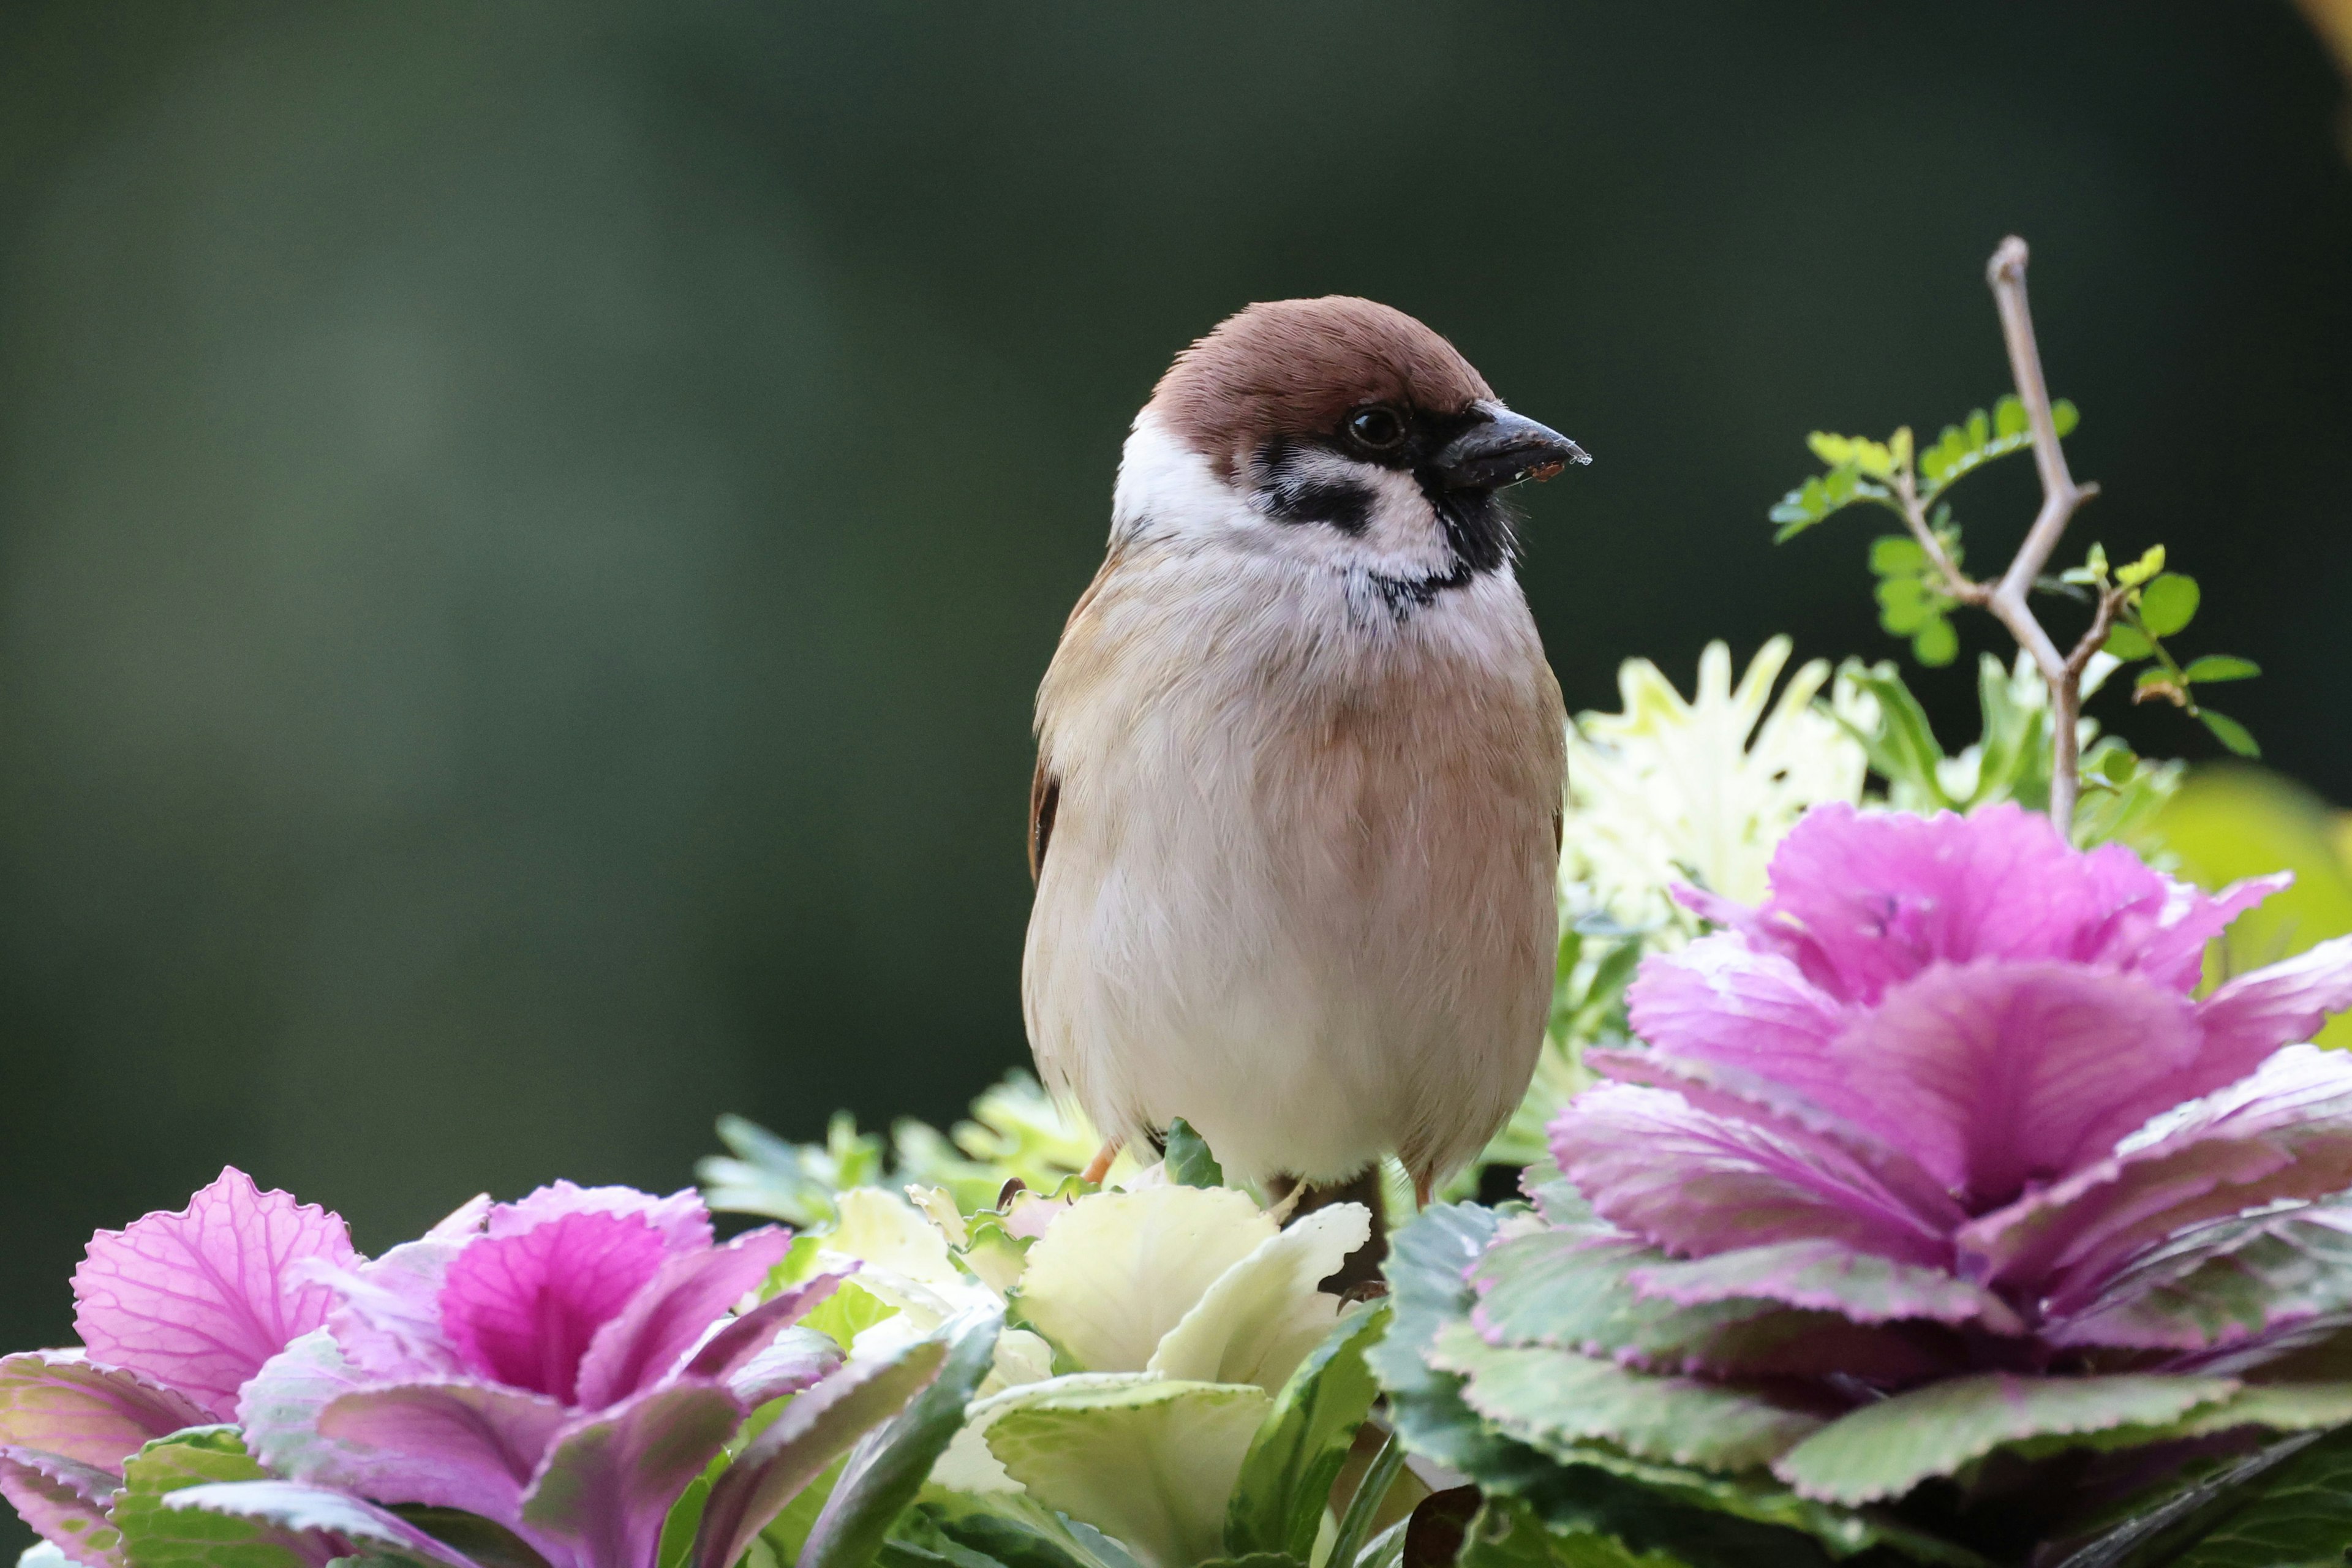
1527 461 1566 482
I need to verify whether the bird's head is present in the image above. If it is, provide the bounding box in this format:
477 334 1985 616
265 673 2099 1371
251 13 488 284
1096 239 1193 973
1116 295 1588 593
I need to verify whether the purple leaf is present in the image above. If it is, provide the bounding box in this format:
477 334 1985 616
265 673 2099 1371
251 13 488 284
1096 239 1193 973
159 1480 494 1568
2195 935 2352 1076
695 1339 950 1568
1709 803 2190 1005
315 1379 570 1523
1959 1046 2352 1309
680 1267 849 1387
72 1169 359 1422
518 1380 742 1568
722 1329 845 1409
0 1352 209 1475
0 1447 124 1567
1468 1225 1950 1384
2046 1205 2352 1352
488 1185 713 1256
1548 1083 1953 1266
1815 960 2207 1208
318 1235 473 1381
440 1213 670 1403
1621 937 1856 1114
571 1227 792 1410
1582 1047 1961 1227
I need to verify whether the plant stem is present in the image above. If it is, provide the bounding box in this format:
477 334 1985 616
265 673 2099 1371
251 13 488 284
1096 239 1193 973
1980 238 2099 833
1881 239 2103 832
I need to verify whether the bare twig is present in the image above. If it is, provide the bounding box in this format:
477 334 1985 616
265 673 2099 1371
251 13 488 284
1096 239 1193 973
1980 237 2099 832
1889 472 1986 607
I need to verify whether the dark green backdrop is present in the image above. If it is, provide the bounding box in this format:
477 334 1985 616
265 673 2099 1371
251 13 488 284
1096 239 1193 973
1 0 2348 1393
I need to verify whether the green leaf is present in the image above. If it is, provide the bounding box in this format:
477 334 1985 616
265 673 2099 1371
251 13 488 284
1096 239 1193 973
2200 709 2262 760
1803 432 1853 467
2056 1426 2352 1568
111 1428 306 1568
2102 625 2154 660
1830 658 1953 810
1868 535 1926 576
1225 1305 1390 1559
2052 398 2081 436
1771 1373 2236 1504
1874 576 1932 633
2184 655 2261 684
1994 394 2028 439
801 1279 901 1351
915 1490 1147 1568
153 1482 493 1568
1324 1428 1406 1568
799 1307 1006 1568
1911 617 1959 667
1369 1204 1547 1488
663 1457 724 1568
698 1335 956 1568
702 1110 889 1227
1429 1321 1819 1474
1164 1119 1224 1189
1455 1498 1687 1568
2139 573 2201 638
2115 544 2165 589
989 1378 1273 1568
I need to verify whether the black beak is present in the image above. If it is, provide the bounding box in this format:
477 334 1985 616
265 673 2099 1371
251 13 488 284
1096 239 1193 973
1433 409 1590 490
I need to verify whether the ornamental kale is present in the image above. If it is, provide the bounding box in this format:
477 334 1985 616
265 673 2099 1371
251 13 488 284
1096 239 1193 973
1403 802 2352 1558
0 1174 970 1568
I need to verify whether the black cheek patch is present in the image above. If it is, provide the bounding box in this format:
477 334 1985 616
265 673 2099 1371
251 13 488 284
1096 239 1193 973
1253 439 1374 535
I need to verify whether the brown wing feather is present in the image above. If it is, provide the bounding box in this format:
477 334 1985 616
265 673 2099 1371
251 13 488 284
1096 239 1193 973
1030 554 1121 884
1030 758 1060 883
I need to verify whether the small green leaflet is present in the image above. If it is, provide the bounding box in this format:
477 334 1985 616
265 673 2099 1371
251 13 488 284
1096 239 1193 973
2199 710 2261 760
2138 573 2200 638
2183 655 2260 684
1165 1120 1225 1189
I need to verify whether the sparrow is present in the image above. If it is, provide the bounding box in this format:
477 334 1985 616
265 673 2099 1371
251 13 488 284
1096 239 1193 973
1022 296 1583 1205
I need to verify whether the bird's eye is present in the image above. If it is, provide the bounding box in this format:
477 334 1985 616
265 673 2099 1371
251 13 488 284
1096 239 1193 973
1347 405 1406 450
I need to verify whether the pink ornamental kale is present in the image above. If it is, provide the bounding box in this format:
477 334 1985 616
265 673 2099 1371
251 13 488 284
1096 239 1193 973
1449 804 2352 1512
0 1169 357 1564
234 1182 846 1568
1560 802 2352 1325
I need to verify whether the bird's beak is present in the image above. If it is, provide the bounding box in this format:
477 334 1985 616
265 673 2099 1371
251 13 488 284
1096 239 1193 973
1433 409 1591 490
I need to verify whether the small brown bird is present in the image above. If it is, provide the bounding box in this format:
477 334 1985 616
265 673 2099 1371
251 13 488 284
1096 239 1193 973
1022 296 1582 1205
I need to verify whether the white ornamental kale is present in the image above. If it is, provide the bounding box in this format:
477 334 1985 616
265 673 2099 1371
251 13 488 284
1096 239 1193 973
1562 637 1869 944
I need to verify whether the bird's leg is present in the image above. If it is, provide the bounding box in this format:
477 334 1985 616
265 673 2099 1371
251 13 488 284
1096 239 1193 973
1412 1168 1435 1210
1080 1139 1121 1186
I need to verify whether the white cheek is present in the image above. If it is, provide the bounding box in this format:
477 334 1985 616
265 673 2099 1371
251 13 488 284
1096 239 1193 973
1109 412 1452 578
1359 469 1447 562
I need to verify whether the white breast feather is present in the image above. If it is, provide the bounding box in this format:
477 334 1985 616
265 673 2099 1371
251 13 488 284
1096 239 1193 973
1024 413 1566 1186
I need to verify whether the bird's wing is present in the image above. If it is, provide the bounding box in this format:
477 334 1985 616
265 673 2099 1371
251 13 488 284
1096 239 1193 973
1028 551 1126 885
1030 756 1060 883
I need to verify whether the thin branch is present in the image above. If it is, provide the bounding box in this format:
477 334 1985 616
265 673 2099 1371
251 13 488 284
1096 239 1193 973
1988 238 2095 606
1890 473 1986 606
1977 236 2099 835
2064 587 2127 686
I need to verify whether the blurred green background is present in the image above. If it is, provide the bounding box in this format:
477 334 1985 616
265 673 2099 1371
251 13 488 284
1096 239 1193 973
1 0 2349 1377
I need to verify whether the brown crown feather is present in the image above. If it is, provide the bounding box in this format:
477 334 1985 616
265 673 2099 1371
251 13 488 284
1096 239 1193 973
1147 296 1494 481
